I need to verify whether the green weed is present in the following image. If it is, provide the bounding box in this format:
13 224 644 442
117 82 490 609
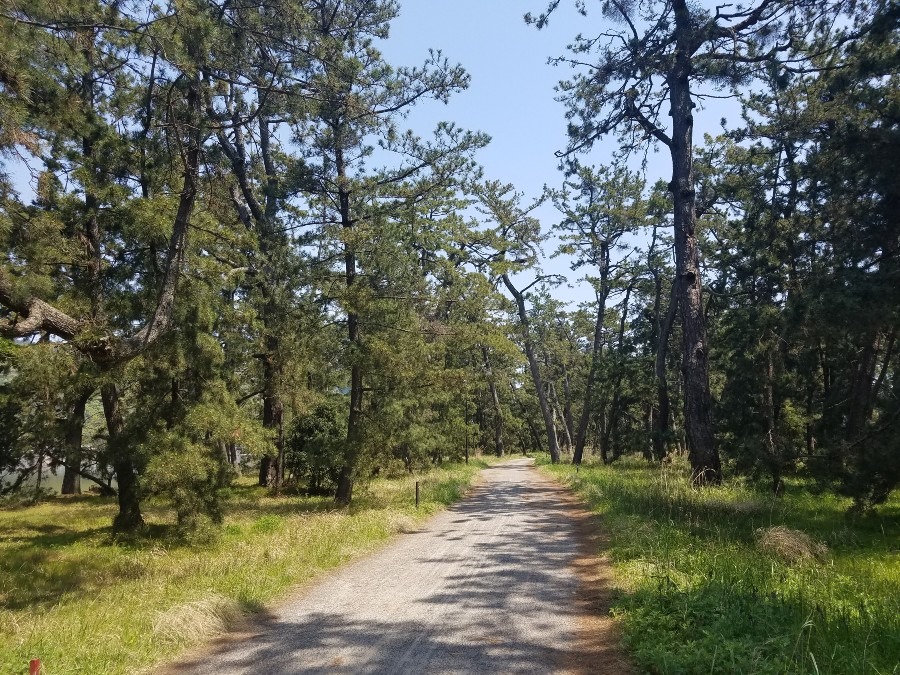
542 457 900 675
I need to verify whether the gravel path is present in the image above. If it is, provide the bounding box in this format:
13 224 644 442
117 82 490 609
167 459 629 674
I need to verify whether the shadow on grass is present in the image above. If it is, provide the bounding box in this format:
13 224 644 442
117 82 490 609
0 463 484 619
545 459 900 674
618 578 900 674
0 527 114 610
568 462 900 552
0 522 108 547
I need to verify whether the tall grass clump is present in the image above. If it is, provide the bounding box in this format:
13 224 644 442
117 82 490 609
0 459 488 674
542 457 900 674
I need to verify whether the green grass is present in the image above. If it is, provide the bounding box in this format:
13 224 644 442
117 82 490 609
541 457 900 675
0 460 490 674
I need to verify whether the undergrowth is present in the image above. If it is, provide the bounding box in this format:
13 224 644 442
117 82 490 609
0 459 488 674
541 457 900 675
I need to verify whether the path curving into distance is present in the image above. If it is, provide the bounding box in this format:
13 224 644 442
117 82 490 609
164 459 631 675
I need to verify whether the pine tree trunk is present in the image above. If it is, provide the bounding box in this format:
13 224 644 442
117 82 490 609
61 34 98 499
260 333 284 492
653 282 678 461
335 145 362 505
259 376 278 488
870 330 896 421
61 389 92 495
561 362 575 448
548 380 572 452
481 346 505 457
598 412 609 464
574 249 610 465
102 384 143 533
34 446 44 499
847 331 881 437
668 5 721 484
502 275 561 463
217 105 287 491
764 350 784 496
805 386 816 458
602 284 633 463
258 456 272 486
526 417 544 454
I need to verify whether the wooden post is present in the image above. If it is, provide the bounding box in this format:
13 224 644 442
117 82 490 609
415 481 420 508
464 396 469 464
30 659 41 675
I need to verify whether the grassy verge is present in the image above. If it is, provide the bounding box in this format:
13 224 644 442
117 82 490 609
0 460 490 674
541 457 900 675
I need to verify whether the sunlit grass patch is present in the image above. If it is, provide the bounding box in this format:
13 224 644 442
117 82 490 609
153 593 246 646
0 458 489 675
541 456 900 674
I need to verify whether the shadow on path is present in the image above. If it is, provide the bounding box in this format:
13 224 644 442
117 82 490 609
163 460 632 675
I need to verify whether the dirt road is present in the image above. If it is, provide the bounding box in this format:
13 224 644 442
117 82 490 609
167 459 630 674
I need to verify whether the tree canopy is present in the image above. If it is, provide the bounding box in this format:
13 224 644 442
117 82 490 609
1 0 898 531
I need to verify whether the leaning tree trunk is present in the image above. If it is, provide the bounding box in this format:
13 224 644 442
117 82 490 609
668 9 721 484
560 361 575 447
101 43 201 530
549 380 572 451
573 250 610 465
502 274 561 463
0 34 202 534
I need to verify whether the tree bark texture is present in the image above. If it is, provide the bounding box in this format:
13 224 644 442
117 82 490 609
602 283 633 463
101 384 143 532
61 389 92 495
668 2 721 484
548 380 572 451
560 361 575 448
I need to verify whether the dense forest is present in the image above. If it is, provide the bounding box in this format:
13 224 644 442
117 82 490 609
1 0 897 535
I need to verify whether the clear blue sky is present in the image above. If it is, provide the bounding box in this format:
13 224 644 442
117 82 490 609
379 2 742 306
378 1 610 304
379 2 588 201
